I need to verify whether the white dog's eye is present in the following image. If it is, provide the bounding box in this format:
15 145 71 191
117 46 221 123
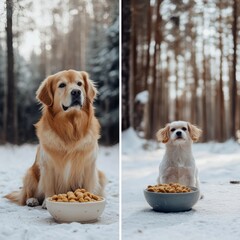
77 82 82 87
182 127 187 131
170 128 175 132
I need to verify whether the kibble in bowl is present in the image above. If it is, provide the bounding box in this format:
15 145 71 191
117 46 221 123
46 188 105 223
144 183 200 212
49 188 103 203
147 183 192 193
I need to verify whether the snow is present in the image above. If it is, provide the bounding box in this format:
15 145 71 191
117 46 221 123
122 128 240 240
2 128 240 240
0 144 119 240
135 91 149 104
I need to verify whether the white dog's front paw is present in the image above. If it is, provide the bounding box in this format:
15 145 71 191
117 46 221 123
26 198 39 207
42 199 47 209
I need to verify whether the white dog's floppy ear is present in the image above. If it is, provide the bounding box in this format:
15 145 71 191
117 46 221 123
188 123 202 142
36 76 54 107
81 71 98 103
156 124 170 143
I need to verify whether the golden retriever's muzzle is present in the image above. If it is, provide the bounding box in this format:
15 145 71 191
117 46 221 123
62 89 83 111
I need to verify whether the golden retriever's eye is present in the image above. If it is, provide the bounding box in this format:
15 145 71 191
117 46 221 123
182 127 187 131
77 82 82 87
170 128 175 132
59 83 66 88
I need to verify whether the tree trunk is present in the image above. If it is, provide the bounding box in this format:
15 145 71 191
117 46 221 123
219 1 225 142
5 0 18 144
145 0 162 139
231 0 237 139
144 2 152 90
174 35 180 121
122 0 131 130
130 0 137 129
152 0 162 136
201 55 207 142
191 43 198 125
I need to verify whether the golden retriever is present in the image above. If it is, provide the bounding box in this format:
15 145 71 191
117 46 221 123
5 69 106 207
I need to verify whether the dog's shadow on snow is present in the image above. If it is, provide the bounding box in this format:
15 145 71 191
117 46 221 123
132 208 197 227
36 216 57 225
141 207 197 214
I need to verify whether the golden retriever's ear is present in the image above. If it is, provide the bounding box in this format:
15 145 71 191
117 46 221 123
156 124 170 143
36 77 54 107
81 71 98 102
188 123 202 142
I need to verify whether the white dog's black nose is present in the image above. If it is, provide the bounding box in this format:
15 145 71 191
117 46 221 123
71 89 81 97
176 131 182 137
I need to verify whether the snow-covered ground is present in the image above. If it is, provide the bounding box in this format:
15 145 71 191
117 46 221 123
0 144 119 240
122 128 240 240
1 128 240 240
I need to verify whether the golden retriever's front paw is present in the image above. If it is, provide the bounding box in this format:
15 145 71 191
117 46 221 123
26 198 39 207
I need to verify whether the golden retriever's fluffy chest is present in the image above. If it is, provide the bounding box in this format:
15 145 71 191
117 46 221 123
38 142 98 194
63 161 72 184
36 115 99 195
40 123 98 151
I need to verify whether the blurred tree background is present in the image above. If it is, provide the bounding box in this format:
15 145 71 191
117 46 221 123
0 0 119 146
122 0 240 142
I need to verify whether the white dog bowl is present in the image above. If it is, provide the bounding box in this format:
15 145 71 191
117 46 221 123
46 197 106 223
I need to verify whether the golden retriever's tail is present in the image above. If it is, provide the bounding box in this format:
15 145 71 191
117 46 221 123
4 191 24 205
4 164 40 206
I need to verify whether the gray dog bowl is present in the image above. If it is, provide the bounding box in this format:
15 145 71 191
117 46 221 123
144 187 200 212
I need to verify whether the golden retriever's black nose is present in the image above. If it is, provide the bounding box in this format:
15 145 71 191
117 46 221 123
176 131 182 137
71 89 81 97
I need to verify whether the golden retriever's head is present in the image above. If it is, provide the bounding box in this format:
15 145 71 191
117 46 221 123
36 70 97 114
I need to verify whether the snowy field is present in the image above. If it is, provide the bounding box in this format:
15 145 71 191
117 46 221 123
0 144 119 240
122 128 240 240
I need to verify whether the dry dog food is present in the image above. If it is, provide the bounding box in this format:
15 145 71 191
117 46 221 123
50 188 102 202
147 183 191 193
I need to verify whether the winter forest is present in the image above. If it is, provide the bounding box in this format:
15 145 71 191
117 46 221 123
0 0 119 145
122 0 240 142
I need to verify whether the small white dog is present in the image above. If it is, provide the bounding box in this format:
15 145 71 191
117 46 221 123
156 121 202 189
